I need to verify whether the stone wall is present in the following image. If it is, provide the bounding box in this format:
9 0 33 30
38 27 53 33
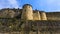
0 9 15 18
0 8 60 20
0 20 60 34
46 12 60 20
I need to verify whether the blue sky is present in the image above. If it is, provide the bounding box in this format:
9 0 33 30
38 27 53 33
0 0 60 12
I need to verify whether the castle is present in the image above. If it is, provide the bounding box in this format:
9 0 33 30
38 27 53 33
0 4 60 20
0 4 60 34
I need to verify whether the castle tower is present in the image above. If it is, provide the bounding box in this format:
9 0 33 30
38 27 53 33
21 4 33 20
40 11 47 20
33 10 41 20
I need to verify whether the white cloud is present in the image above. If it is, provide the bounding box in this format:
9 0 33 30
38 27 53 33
7 0 19 8
0 0 20 9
